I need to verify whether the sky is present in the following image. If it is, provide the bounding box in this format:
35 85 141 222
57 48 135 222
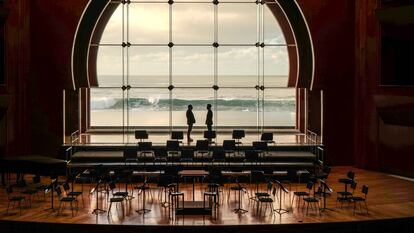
97 2 289 77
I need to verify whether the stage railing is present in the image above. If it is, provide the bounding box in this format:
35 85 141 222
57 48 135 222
70 130 80 145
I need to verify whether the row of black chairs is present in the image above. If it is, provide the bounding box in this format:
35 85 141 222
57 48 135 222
134 130 275 145
124 139 271 163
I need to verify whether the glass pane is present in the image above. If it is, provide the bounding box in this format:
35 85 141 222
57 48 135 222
264 46 289 87
172 47 214 87
129 46 169 87
264 3 286 44
217 88 258 127
218 46 258 87
129 3 169 44
97 46 124 87
264 88 296 127
172 88 214 127
219 4 257 44
172 3 214 44
128 88 170 127
99 3 123 44
90 88 125 127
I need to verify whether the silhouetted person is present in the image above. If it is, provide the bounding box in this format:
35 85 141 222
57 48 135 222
206 104 213 131
186 104 195 142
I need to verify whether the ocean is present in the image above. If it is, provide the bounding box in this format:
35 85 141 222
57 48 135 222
90 75 295 127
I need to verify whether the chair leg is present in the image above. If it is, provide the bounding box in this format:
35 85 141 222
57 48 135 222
364 201 369 214
70 202 74 217
108 202 112 216
6 201 10 215
18 201 22 216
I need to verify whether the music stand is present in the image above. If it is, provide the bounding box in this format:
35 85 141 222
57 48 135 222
135 130 148 142
171 131 183 144
204 130 216 145
136 179 151 214
319 179 334 212
91 165 106 215
273 180 289 215
44 178 57 211
233 179 248 214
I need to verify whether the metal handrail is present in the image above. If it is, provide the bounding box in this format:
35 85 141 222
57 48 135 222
70 130 80 145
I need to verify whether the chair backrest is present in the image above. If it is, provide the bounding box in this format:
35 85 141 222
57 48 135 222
196 140 209 150
135 130 148 140
251 170 265 182
138 142 152 151
33 176 41 184
232 130 245 139
63 182 70 191
6 186 13 195
124 148 137 160
204 130 216 139
223 140 236 151
54 185 63 197
167 140 180 151
351 181 357 191
306 182 314 191
109 181 116 191
362 185 369 196
252 141 268 151
261 132 273 141
267 181 273 191
347 171 355 180
171 131 183 140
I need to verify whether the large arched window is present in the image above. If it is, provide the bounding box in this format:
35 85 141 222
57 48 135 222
89 0 296 130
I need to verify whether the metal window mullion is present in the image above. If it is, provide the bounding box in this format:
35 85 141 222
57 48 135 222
214 2 218 128
169 2 173 131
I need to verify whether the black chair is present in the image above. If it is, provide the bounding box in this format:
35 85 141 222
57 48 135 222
232 130 245 145
223 140 236 157
292 183 310 208
63 182 84 207
108 181 129 199
55 185 77 216
166 140 181 161
351 185 369 215
303 182 320 215
338 171 355 193
138 142 154 161
337 181 357 207
171 131 184 144
195 140 210 162
251 170 269 200
204 130 217 145
135 130 149 142
5 186 25 215
252 141 268 157
261 132 275 144
107 187 126 217
124 147 138 164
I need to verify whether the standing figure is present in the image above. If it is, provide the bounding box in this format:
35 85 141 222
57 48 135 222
205 104 213 131
186 104 195 142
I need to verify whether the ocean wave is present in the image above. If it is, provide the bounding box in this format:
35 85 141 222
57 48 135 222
91 97 295 112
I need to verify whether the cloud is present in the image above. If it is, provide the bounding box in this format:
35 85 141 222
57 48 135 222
97 3 289 77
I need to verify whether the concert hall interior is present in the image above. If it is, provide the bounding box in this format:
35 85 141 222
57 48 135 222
0 0 414 233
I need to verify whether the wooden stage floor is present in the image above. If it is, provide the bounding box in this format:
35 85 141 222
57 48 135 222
1 167 414 228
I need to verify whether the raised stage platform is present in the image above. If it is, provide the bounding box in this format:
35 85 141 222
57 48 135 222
1 167 414 233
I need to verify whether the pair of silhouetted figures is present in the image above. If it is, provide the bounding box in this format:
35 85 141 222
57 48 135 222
186 104 213 142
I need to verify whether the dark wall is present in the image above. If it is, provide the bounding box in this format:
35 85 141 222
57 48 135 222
355 0 414 177
297 0 356 165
